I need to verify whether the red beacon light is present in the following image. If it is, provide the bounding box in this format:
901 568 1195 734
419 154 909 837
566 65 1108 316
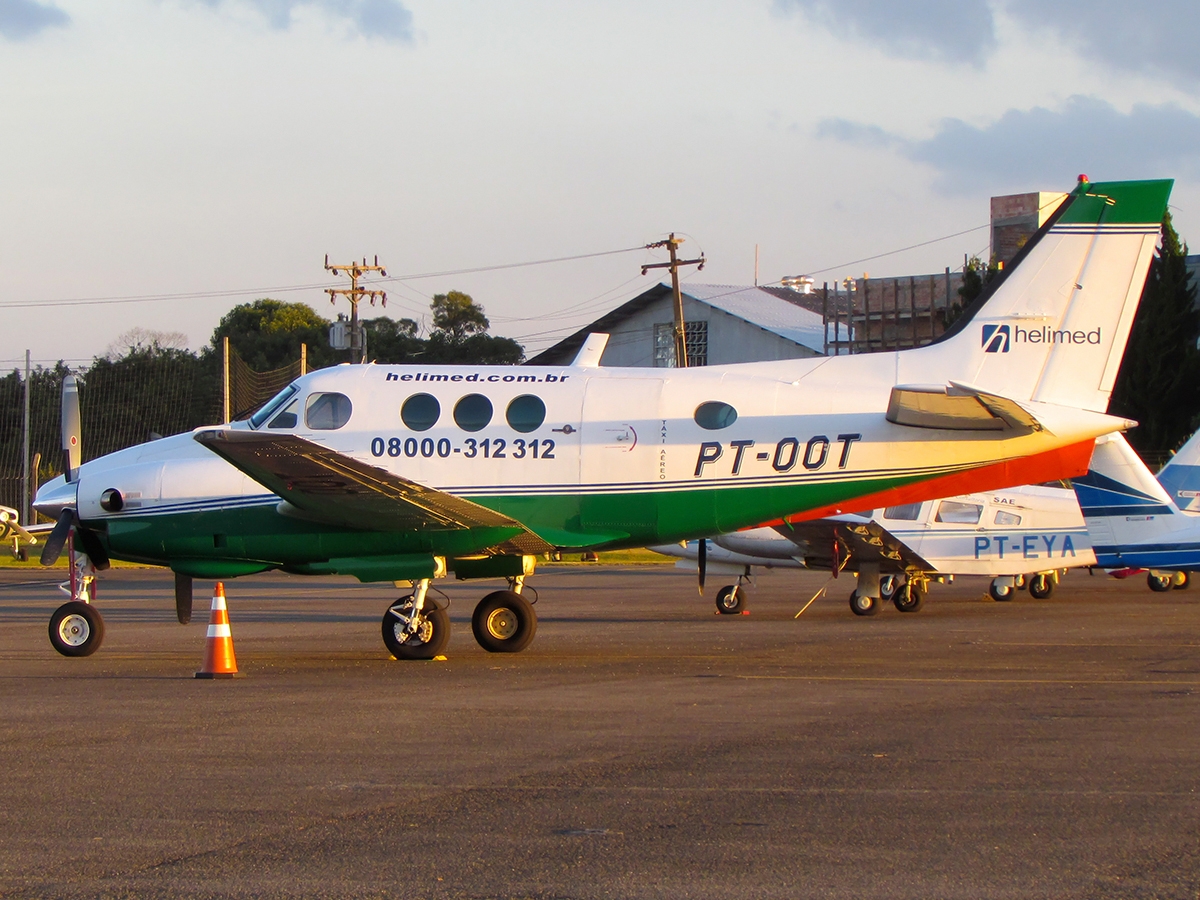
1078 173 1089 184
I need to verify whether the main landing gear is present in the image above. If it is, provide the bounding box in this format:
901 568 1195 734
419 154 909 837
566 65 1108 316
849 565 925 616
382 575 539 659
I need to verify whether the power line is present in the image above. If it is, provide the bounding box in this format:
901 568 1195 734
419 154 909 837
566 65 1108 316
0 245 647 311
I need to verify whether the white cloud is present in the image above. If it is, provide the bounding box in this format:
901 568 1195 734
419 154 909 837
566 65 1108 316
776 0 997 66
0 0 68 40
194 0 414 41
1005 0 1200 91
821 96 1200 193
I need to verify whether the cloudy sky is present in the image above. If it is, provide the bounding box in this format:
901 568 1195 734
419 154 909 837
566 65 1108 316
3 0 1200 367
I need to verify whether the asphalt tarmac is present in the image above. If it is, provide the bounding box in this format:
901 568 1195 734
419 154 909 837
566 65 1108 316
0 564 1196 899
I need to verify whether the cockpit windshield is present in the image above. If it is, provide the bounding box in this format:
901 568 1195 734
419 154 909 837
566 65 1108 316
249 384 299 429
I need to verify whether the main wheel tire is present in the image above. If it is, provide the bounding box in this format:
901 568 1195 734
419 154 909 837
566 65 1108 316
48 601 104 657
989 579 1015 602
849 590 879 617
1172 571 1190 590
1148 572 1173 593
382 598 450 660
1029 574 1055 600
1015 574 1028 590
893 582 923 613
472 591 537 653
715 585 746 614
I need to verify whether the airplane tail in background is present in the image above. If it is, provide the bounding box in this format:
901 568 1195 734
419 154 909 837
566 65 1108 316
901 178 1172 414
1072 434 1177 519
1156 429 1200 514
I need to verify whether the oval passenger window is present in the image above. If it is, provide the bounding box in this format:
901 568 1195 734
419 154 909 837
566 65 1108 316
694 401 737 430
454 394 493 432
305 393 353 430
401 393 440 432
506 395 546 433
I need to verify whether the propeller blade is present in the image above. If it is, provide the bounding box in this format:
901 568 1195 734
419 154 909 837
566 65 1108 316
62 374 81 483
697 538 707 595
76 524 110 571
174 573 193 624
39 509 74 566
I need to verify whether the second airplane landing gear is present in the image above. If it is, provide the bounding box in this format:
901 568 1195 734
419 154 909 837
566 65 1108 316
715 584 747 614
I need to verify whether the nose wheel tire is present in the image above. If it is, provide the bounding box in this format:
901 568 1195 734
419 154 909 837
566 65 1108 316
892 582 923 613
1029 574 1055 599
472 591 537 653
49 601 105 657
382 599 450 660
849 590 879 617
715 585 746 614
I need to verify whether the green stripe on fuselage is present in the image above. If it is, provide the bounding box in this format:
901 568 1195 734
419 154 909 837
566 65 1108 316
95 470 923 568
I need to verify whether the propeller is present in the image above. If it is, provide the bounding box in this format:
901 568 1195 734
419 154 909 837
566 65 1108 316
697 538 707 595
37 374 109 570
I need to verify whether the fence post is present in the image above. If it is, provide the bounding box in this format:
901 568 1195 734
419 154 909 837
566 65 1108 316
222 337 231 424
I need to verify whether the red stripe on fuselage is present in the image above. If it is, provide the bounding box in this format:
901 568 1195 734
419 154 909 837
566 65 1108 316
772 439 1096 525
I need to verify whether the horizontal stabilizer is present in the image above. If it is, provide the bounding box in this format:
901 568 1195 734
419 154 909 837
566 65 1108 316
886 383 1042 435
194 430 552 555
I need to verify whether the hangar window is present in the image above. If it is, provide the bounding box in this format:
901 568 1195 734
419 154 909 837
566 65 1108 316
994 510 1022 526
454 394 493 432
882 503 922 521
306 393 353 430
506 395 546 433
694 401 737 430
267 400 299 429
250 384 298 429
934 500 983 525
401 393 440 432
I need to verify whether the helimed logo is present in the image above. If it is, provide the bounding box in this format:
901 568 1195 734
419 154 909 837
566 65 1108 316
981 322 1101 353
981 324 1010 353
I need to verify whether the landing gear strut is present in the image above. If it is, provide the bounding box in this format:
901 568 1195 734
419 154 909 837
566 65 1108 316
382 578 450 660
49 549 104 657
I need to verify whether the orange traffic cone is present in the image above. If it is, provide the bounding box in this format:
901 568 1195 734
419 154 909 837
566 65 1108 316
195 582 239 679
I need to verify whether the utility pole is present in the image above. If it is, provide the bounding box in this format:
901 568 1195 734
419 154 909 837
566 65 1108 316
21 350 30 525
643 234 705 368
325 255 387 364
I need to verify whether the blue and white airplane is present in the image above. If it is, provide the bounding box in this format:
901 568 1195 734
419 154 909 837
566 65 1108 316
1074 432 1200 590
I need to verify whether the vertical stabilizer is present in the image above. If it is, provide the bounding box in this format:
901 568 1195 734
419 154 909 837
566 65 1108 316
1156 429 1200 513
902 178 1172 413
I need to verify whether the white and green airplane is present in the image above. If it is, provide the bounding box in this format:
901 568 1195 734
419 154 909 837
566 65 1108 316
34 177 1171 659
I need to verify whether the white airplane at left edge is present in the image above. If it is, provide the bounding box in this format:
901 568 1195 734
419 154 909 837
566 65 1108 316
31 177 1170 660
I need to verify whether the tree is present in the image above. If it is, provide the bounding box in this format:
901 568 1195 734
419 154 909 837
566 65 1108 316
1110 213 1200 459
431 291 490 342
424 290 524 364
362 315 425 363
205 299 337 371
942 255 1001 329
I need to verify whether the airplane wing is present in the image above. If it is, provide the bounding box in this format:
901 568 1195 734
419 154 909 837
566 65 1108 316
0 507 48 545
194 430 553 555
887 382 1043 435
773 516 934 573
